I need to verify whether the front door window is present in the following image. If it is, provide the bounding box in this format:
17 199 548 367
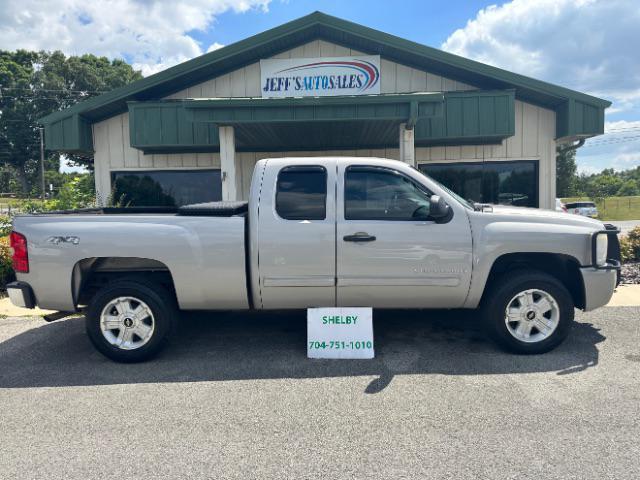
345 166 432 221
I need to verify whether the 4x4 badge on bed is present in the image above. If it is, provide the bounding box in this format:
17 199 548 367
47 236 80 245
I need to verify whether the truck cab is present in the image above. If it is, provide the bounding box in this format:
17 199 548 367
251 157 472 310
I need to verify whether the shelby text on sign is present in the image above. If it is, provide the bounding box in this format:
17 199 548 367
307 307 374 359
260 56 381 98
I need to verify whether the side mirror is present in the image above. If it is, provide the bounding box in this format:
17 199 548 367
429 195 451 221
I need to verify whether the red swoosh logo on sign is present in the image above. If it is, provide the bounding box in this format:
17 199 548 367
275 60 379 90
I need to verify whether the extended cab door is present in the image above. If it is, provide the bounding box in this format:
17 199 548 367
256 159 337 309
336 161 473 308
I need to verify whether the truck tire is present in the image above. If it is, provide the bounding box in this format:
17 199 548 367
482 270 574 354
85 279 178 362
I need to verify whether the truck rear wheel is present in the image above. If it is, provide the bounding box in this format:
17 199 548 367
482 270 574 354
85 279 178 362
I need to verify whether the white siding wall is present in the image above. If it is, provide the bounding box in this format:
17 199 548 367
92 39 555 207
166 40 474 100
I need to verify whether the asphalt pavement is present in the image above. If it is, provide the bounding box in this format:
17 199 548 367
1 307 639 479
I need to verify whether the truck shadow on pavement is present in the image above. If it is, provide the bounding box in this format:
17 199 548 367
0 310 605 393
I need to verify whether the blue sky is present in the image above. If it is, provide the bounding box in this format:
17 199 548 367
1 0 638 174
188 0 490 50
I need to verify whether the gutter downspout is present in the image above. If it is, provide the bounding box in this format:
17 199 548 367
557 138 585 154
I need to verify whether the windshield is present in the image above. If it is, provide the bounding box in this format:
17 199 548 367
411 166 474 210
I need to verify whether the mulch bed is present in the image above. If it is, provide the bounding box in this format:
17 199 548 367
621 262 640 285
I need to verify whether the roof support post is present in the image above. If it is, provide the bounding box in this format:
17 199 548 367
399 123 415 167
219 126 240 201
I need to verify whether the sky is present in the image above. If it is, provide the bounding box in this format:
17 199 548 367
1 0 638 175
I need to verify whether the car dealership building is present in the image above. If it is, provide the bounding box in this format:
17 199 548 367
40 12 610 210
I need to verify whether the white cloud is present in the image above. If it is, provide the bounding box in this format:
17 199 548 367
0 0 271 76
579 137 640 173
605 120 640 133
614 152 640 166
577 164 601 175
207 42 225 53
442 0 640 112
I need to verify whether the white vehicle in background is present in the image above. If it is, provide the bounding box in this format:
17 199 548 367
555 198 568 213
565 201 599 218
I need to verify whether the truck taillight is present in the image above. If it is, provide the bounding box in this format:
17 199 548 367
10 231 29 273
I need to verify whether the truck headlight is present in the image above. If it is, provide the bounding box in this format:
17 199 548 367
595 234 608 266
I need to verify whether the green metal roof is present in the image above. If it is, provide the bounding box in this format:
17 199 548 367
40 10 609 152
127 90 514 153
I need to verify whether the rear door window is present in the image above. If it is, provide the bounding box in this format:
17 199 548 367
276 166 327 220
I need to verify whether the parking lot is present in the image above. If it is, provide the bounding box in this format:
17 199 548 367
1 307 639 479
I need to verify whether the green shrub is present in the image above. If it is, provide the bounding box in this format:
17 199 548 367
0 215 11 237
620 226 640 263
20 199 47 213
9 175 96 214
46 174 96 211
0 236 15 289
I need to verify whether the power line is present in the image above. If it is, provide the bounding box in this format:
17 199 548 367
605 126 640 133
1 87 109 94
588 134 640 143
0 95 94 100
583 135 640 147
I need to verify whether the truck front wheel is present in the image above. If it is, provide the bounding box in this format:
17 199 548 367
482 270 574 354
85 279 178 362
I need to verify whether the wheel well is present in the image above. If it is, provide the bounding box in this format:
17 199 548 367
73 257 177 307
482 253 584 309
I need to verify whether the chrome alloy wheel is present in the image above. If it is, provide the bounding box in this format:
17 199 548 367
504 289 560 343
99 296 155 350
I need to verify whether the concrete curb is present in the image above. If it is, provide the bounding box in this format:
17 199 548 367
0 298 55 317
606 284 640 307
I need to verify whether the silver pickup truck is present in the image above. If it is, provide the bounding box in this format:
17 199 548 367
8 157 620 362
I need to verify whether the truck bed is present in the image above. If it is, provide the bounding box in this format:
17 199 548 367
12 206 250 311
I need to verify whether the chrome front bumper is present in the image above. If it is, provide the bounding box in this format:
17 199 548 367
6 281 36 309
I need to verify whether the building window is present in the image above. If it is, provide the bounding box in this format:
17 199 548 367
345 166 433 220
419 160 539 207
111 169 222 207
276 166 327 220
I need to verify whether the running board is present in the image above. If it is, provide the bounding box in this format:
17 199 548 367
43 311 76 323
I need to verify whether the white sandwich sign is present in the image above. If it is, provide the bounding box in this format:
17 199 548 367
307 307 374 359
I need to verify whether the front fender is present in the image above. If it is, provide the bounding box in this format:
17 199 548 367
463 221 593 308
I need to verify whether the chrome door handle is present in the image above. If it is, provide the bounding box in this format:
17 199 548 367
343 232 376 242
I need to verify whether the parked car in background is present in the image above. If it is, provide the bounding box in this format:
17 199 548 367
555 198 568 213
565 201 598 218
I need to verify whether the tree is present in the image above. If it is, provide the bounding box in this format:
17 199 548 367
0 50 40 193
0 50 142 194
585 173 624 199
617 179 639 196
556 147 577 197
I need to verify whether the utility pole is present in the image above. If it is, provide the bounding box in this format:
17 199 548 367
39 127 45 202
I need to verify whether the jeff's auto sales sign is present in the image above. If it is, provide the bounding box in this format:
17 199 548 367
260 56 381 98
